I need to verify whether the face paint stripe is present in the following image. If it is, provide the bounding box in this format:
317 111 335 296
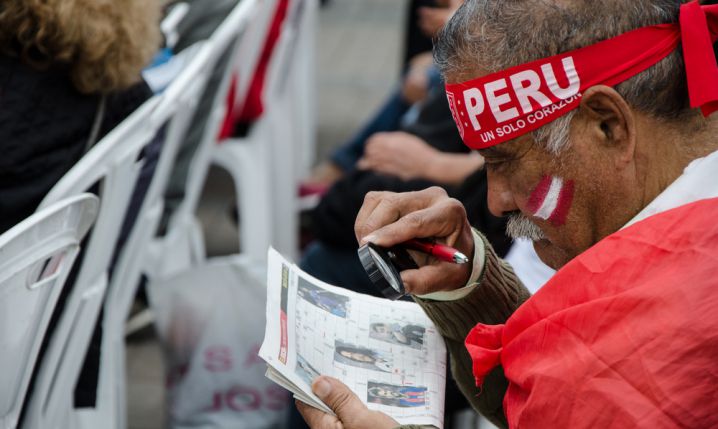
534 177 563 220
526 175 554 213
548 180 575 226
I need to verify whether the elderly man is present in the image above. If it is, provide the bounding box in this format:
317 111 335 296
298 0 718 428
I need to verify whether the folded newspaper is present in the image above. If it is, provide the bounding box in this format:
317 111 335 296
259 248 447 428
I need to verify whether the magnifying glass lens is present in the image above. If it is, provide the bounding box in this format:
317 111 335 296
369 247 402 293
358 243 416 300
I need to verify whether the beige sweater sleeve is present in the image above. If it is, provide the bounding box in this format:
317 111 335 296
399 231 531 429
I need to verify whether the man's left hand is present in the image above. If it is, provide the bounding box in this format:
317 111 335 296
297 376 399 429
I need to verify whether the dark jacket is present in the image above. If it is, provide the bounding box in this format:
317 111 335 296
0 55 151 233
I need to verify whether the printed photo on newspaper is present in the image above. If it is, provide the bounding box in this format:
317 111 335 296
259 248 447 428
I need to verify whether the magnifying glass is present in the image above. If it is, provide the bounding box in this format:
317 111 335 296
357 243 418 300
358 239 470 300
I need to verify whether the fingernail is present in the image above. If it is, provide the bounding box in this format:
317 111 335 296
313 378 332 399
361 234 377 245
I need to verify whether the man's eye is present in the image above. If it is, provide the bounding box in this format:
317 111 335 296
485 159 511 172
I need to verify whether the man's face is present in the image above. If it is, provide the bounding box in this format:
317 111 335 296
479 134 580 267
444 59 650 269
476 116 639 269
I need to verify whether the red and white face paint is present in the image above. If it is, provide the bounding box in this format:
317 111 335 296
526 176 575 226
445 1 718 150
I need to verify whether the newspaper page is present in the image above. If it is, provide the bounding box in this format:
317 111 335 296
259 248 447 428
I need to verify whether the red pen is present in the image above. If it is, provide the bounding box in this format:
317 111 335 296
403 239 470 264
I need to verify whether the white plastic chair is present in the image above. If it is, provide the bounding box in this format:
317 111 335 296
211 0 285 264
281 0 318 179
93 2 262 429
20 95 162 429
148 0 262 280
0 194 98 429
212 0 318 264
24 54 213 427
71 35 246 429
84 70 208 429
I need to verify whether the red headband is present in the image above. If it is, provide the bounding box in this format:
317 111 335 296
445 1 718 149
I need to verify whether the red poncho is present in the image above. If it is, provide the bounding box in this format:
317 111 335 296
466 197 718 428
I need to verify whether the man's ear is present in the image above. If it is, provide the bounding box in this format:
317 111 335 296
578 85 636 164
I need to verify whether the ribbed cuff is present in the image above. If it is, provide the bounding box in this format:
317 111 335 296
414 231 530 342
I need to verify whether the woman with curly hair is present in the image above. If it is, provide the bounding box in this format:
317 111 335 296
0 0 162 233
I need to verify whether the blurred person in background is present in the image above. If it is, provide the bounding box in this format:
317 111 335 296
298 0 508 298
300 82 504 294
306 0 464 189
417 0 462 39
304 53 448 189
404 0 461 68
0 0 161 234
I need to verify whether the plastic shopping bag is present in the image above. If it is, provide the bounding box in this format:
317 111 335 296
148 255 290 428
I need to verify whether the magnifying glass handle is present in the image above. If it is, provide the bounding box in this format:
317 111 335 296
403 239 469 264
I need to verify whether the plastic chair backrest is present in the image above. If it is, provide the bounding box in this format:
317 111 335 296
209 0 318 263
0 194 98 429
229 0 282 120
20 95 162 429
265 0 317 165
286 0 318 178
25 35 229 425
176 0 262 218
154 0 262 279
258 0 306 259
92 4 262 426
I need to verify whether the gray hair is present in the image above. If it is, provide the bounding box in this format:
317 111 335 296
506 212 547 240
436 0 696 152
532 109 576 154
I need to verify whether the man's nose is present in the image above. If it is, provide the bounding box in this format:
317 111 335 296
486 172 519 217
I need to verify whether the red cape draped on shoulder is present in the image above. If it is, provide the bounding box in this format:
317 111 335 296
466 197 718 428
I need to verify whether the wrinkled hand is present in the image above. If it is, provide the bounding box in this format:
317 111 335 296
298 376 398 429
401 53 433 104
401 67 429 104
357 132 438 181
354 187 474 295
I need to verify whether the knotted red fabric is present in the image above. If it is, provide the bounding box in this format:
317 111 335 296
445 1 718 149
465 197 718 428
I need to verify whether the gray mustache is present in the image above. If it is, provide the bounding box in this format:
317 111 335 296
506 213 547 241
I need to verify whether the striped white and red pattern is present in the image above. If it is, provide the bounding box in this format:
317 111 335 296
526 175 575 226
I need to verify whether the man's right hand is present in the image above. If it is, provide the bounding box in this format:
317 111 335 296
354 187 474 296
